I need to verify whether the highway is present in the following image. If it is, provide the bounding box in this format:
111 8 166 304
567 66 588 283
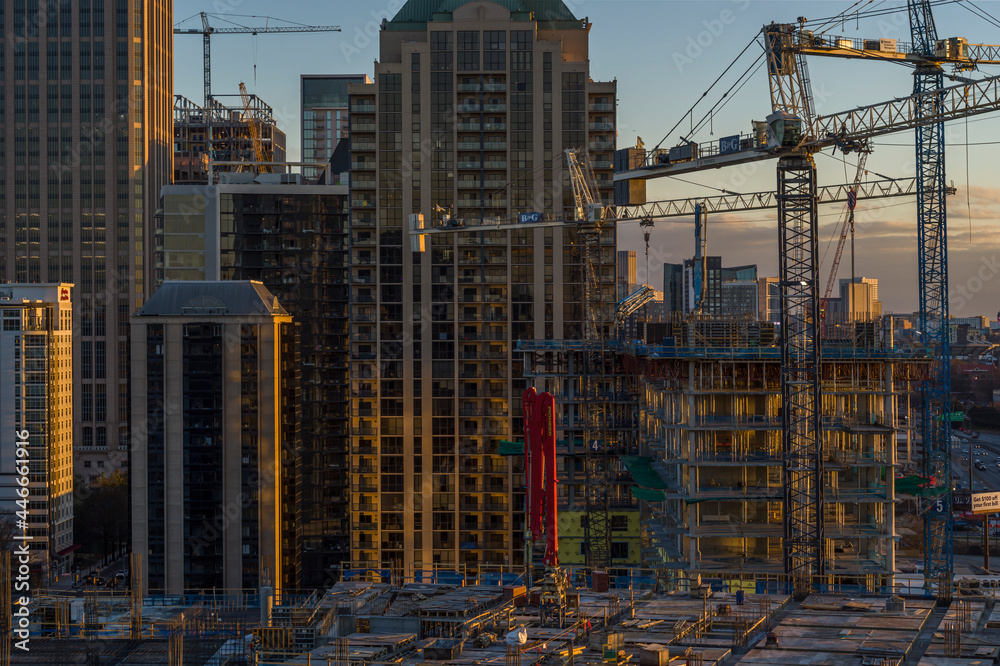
953 429 1000 493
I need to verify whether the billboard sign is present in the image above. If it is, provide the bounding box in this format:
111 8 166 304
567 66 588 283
954 492 972 510
518 212 540 224
718 135 741 155
972 492 1000 514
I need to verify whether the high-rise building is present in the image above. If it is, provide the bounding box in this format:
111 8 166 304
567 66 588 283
833 277 882 322
173 94 287 184
0 284 75 578
665 257 757 315
758 277 781 323
157 178 352 589
617 250 636 300
347 0 616 570
721 281 758 317
0 1 174 475
130 281 296 594
663 263 684 315
301 75 372 181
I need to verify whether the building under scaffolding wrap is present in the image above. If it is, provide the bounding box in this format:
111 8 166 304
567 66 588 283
173 94 287 183
518 316 931 590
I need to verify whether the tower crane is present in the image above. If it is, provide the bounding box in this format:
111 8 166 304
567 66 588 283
174 12 342 107
615 18 1000 596
760 1 1000 597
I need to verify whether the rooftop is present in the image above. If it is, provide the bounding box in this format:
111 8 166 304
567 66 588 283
388 0 582 29
136 281 289 318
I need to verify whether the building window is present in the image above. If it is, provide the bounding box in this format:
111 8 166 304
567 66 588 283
483 51 505 71
430 31 452 51
484 31 506 51
611 515 629 531
511 30 532 51
611 541 629 560
457 31 479 50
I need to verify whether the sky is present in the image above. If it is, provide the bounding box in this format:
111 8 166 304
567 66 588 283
172 0 1000 318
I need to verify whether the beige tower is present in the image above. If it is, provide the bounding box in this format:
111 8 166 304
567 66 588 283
0 284 75 579
348 0 616 572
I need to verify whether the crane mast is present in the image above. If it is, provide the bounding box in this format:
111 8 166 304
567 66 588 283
909 0 954 596
610 5 1000 598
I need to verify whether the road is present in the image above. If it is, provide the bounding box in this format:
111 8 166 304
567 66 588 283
953 429 1000 493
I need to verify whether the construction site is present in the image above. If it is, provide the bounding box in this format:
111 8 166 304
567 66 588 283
16 560 1000 665
173 92 287 183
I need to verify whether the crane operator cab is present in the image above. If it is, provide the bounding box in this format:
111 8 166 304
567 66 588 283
765 111 804 150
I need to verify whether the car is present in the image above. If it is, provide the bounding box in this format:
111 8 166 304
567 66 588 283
977 463 988 471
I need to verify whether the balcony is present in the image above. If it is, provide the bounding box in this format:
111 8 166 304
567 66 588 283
483 103 506 112
458 161 482 169
457 103 481 113
484 142 507 151
483 161 507 170
458 122 482 131
484 122 506 131
484 83 506 92
352 179 377 189
350 161 375 171
458 83 482 92
589 141 615 151
458 181 484 189
351 103 376 113
352 141 376 151
352 121 376 132
590 103 614 112
351 199 375 209
589 122 614 131
352 427 377 436
457 142 483 151
350 274 375 284
592 160 613 169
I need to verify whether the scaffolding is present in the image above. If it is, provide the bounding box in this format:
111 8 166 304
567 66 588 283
633 321 930 591
173 93 287 182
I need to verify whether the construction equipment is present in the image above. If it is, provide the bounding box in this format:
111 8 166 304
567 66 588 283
615 7 1000 594
239 81 270 174
760 1 1000 596
522 388 558 568
616 286 657 329
173 12 342 107
821 148 870 325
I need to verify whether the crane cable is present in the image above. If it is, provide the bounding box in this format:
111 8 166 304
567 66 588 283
686 54 766 141
960 0 1000 31
653 35 761 153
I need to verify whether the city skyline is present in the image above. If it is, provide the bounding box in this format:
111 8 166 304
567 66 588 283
172 0 1000 317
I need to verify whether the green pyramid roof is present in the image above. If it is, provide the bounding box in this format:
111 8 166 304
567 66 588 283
389 0 580 27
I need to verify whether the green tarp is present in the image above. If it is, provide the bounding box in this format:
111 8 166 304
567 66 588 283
498 440 524 456
631 486 666 501
620 455 669 490
894 475 947 496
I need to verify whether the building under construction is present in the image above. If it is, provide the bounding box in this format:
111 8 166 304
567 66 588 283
632 316 930 590
519 315 931 591
173 93 287 183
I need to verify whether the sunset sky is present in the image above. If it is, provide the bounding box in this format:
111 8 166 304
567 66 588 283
173 0 1000 317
